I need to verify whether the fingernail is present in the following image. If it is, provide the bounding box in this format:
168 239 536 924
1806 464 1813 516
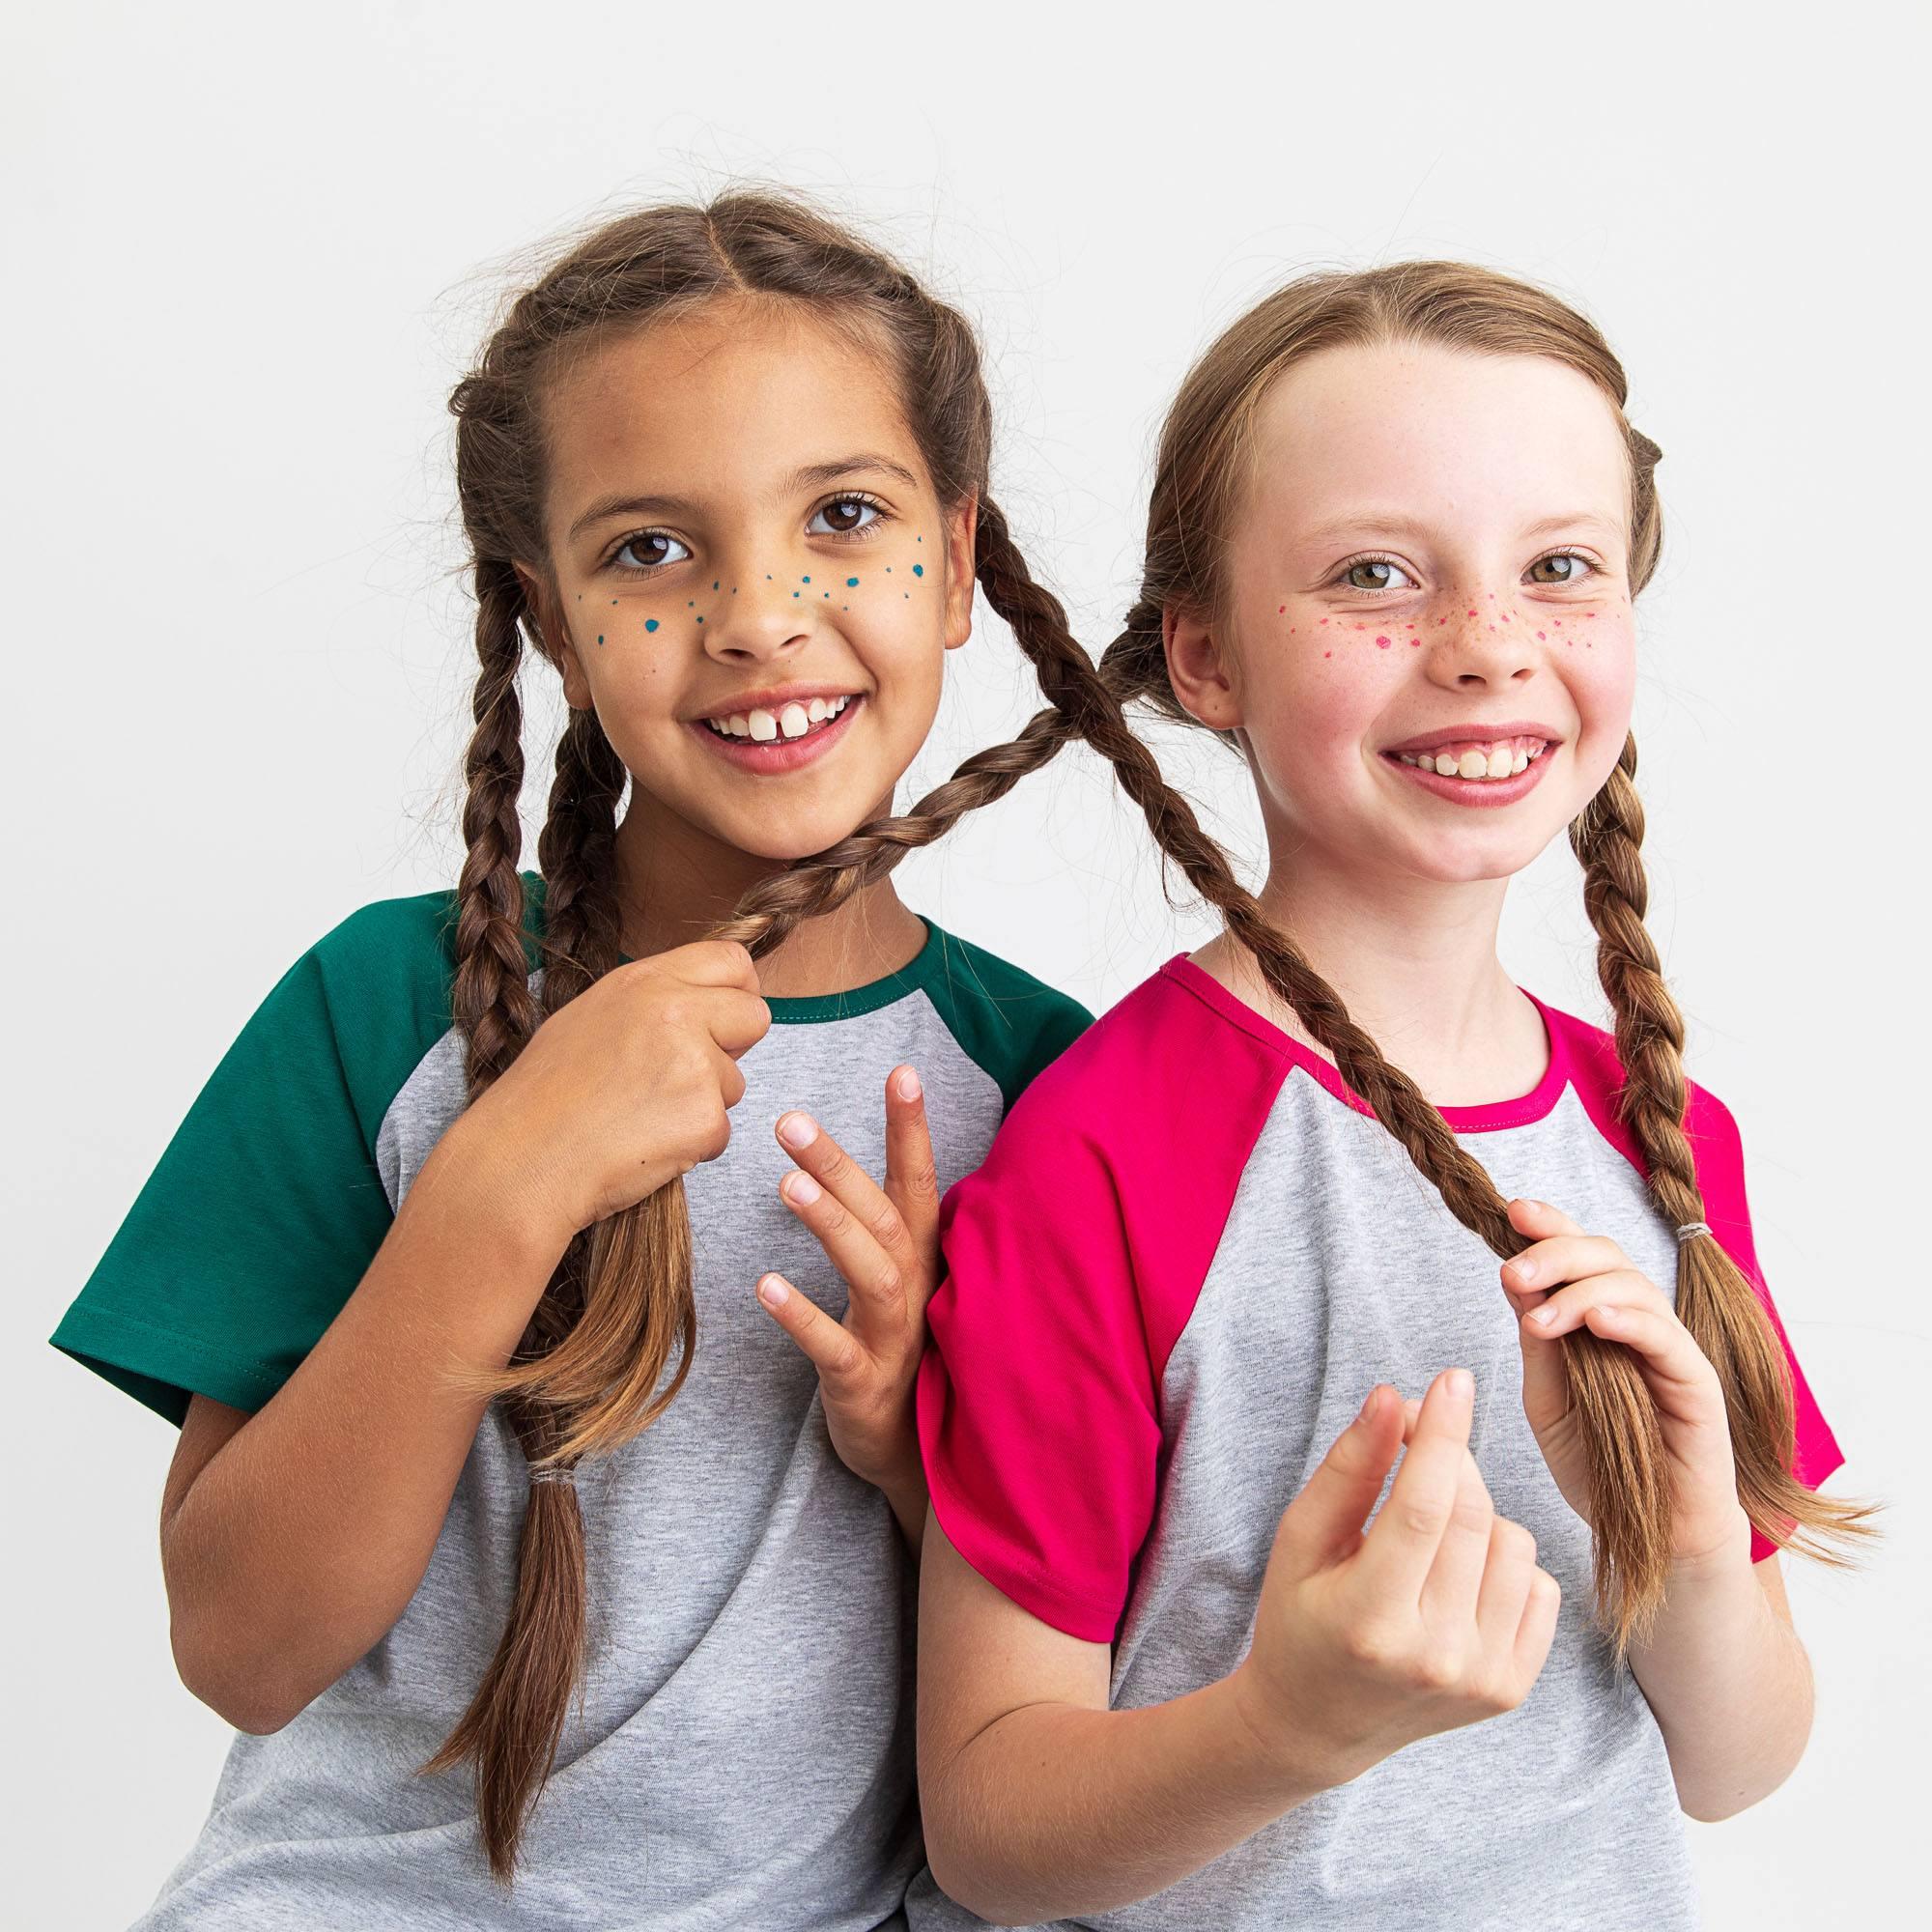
777 1112 818 1150
895 1066 922 1101
1510 1259 1537 1286
1446 1368 1473 1401
782 1171 821 1206
1528 1305 1557 1327
757 1274 790 1309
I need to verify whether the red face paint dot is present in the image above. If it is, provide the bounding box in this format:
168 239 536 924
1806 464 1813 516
1537 631 1547 640
1438 616 1447 625
1409 638 1421 646
1552 618 1563 627
1502 613 1512 622
1320 617 1329 625
1375 635 1392 648
1488 592 1495 599
1278 604 1287 613
1587 611 1598 618
1323 649 1332 657
1466 610 1477 617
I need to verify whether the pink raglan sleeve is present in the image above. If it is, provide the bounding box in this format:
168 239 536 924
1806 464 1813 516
917 1080 1158 1644
1686 1079 1847 1562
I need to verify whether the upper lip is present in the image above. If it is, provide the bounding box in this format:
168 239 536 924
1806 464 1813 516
687 683 863 724
1381 721 1565 756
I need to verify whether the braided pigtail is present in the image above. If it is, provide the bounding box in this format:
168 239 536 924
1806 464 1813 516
1571 735 1878 1564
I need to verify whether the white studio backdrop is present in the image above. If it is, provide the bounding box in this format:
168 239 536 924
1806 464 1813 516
8 3 1925 1925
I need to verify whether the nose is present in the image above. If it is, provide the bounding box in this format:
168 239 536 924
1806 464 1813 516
702 570 811 667
1427 596 1541 692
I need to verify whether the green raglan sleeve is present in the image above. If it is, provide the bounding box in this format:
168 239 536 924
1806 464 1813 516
50 895 459 1426
919 926 1093 1116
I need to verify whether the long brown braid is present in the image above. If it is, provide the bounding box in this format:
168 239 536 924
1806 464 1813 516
427 194 1099 1877
1059 263 1874 1651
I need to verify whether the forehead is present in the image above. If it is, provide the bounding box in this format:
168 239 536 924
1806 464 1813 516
539 297 922 511
1245 340 1630 538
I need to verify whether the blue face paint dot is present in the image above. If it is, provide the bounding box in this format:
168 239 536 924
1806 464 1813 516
846 577 859 587
596 635 604 644
793 590 800 598
912 563 923 577
886 566 893 573
644 618 660 633
687 601 695 608
712 581 719 590
802 576 810 583
696 615 703 624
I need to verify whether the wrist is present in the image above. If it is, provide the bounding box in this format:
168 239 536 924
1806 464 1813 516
1222 1659 1353 1802
1668 1504 1754 1580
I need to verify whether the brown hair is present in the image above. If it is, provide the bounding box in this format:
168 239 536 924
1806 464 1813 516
1082 261 1875 1644
429 191 1094 1876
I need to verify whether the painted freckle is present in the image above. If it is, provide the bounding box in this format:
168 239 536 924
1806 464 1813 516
1466 610 1477 617
1409 639 1421 646
803 576 811 583
1538 631 1547 640
1319 617 1329 625
1375 635 1392 649
696 616 703 625
596 635 604 645
1324 649 1332 657
912 563 923 577
846 577 860 586
644 619 659 633
1279 604 1287 613
712 581 720 590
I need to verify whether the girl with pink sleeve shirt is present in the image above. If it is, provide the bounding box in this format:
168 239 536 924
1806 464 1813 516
903 264 1873 1928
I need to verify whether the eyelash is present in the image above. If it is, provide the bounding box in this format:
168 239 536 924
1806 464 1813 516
1330 549 1600 594
602 493 895 577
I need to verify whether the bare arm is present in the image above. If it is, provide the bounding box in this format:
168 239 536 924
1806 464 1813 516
917 1373 1560 1923
1627 1533 1815 1820
157 942 769 1733
159 1125 572 1732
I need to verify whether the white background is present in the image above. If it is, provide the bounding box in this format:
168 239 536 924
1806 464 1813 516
9 3 1926 1925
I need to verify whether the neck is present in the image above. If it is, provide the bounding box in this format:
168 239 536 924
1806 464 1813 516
1203 840 1547 1108
608 791 926 1000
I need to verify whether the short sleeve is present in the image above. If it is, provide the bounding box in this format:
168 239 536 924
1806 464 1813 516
1687 1081 1847 1562
917 1103 1160 1644
50 908 437 1425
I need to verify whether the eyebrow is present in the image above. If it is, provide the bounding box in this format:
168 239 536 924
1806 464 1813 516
1296 510 1622 547
564 453 924 545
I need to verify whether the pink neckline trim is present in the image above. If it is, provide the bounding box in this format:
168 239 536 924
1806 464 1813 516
1158 955 1573 1134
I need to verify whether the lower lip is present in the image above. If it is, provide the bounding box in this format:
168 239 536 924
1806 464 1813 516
688 697 863 773
1383 748 1556 808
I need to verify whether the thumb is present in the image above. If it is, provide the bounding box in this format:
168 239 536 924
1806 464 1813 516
1270 1385 1405 1582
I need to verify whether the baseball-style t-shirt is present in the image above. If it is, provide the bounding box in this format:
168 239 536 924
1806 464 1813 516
913 955 1843 1932
53 872 1089 1932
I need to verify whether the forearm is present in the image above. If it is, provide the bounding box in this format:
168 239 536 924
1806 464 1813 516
923 1667 1330 1922
163 1128 572 1726
1627 1515 1814 1820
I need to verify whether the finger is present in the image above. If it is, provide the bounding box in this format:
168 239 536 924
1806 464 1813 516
776 1110 916 1272
1272 1386 1406 1580
1500 1233 1632 1298
698 986 773 1059
773 1128 912 1339
715 1046 747 1113
1418 1446 1497 1629
1512 1566 1563 1683
1359 1368 1477 1603
882 1065 942 1244
1472 1516 1538 1671
1505 1196 1585 1243
1577 1301 1720 1403
754 1273 866 1389
665 938 764 993
1521 1268 1671 1342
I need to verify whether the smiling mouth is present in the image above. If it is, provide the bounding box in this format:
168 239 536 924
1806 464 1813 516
1389 735 1550 782
700 695 853 744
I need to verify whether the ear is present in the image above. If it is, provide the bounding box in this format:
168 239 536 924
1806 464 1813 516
1163 606 1242 732
514 561 593 711
940 496 979 652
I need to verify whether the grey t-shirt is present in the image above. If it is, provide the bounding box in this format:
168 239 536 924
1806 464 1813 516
53 873 1088 1930
914 955 1842 1931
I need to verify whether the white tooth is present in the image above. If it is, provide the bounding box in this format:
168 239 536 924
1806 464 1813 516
749 709 779 742
1434 753 1459 776
729 714 750 737
1512 748 1529 774
1399 753 1418 766
807 697 829 723
780 702 810 739
1528 742 1544 759
1486 746 1512 779
1457 749 1488 780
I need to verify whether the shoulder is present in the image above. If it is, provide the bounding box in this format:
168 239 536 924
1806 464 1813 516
278 870 550 1145
1531 991 1746 1187
912 923 1094 1112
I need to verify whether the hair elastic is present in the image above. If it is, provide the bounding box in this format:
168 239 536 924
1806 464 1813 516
1675 1221 1711 1243
527 1464 576 1485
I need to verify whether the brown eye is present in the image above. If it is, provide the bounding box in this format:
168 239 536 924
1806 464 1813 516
1528 553 1592 584
809 497 881 536
614 531 690 571
1344 558 1413 591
